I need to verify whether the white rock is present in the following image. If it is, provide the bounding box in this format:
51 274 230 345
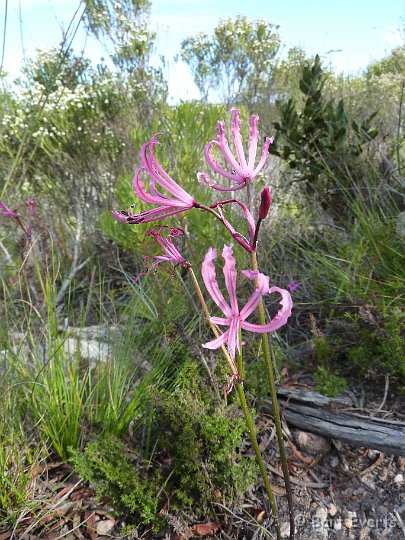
344 518 353 529
96 519 115 535
328 503 338 517
394 473 404 484
63 337 111 365
280 522 290 538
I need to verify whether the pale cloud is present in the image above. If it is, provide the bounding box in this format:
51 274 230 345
21 0 73 9
382 26 403 48
166 60 201 104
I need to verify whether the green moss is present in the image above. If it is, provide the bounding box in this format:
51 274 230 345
314 366 348 397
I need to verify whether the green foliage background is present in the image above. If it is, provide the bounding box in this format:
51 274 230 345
0 4 404 532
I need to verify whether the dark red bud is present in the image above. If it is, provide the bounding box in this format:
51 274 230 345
258 187 271 219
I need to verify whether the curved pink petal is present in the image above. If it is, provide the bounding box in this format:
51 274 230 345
197 171 247 191
139 138 181 195
124 206 193 224
210 316 230 325
221 244 238 314
149 255 173 268
231 108 248 171
239 270 270 320
202 330 229 350
226 317 241 360
248 115 259 170
240 286 293 333
149 177 173 201
132 171 176 206
112 209 130 222
201 248 232 317
252 136 274 177
216 120 244 174
140 135 196 205
140 137 187 196
204 141 245 182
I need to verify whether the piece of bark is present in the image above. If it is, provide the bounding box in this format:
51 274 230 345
263 387 405 457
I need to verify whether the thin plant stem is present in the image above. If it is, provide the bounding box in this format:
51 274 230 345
187 266 281 540
250 251 295 540
235 382 280 539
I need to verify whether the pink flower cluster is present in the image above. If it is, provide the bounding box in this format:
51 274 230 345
113 109 292 382
112 108 273 252
198 108 274 192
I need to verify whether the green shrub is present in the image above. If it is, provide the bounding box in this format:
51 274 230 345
347 308 405 386
314 366 348 397
70 435 163 527
71 361 256 526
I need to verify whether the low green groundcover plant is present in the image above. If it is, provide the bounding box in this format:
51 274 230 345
70 360 256 527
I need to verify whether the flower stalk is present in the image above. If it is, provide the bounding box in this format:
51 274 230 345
187 265 281 540
114 107 295 540
250 250 295 540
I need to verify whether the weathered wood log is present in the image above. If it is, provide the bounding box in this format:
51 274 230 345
263 387 405 457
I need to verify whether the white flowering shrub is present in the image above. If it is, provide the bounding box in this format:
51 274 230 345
83 0 155 73
0 46 160 213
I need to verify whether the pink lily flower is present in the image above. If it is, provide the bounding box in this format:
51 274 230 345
0 201 18 219
0 200 31 238
201 244 293 360
112 134 197 224
287 280 299 293
144 226 190 272
198 108 274 191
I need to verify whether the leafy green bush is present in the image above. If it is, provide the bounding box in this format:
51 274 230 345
270 55 378 217
70 361 256 525
152 361 256 512
71 434 163 526
347 308 405 386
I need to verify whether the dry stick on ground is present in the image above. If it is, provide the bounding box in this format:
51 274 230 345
264 387 405 457
377 375 390 412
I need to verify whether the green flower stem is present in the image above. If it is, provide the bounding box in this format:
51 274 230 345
235 382 280 540
250 251 295 540
187 266 281 540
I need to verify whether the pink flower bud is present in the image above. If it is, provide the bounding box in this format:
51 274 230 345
258 187 271 219
25 198 37 216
